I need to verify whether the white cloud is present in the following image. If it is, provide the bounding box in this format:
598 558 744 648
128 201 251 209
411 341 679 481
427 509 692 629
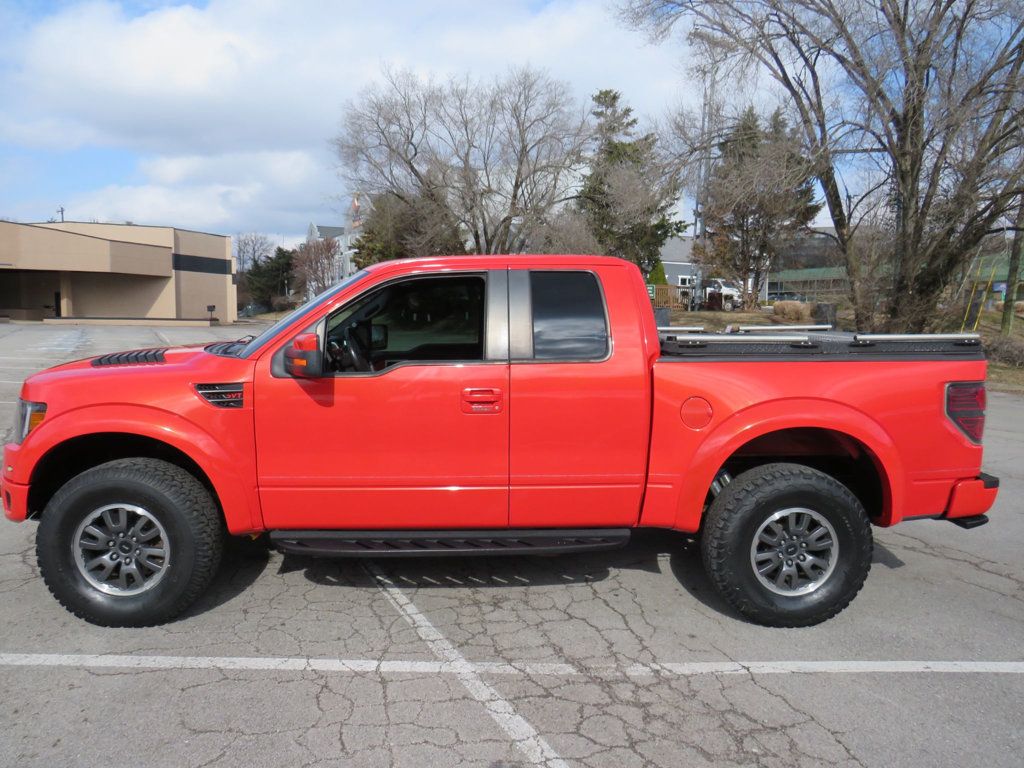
71 148 334 238
1 0 697 235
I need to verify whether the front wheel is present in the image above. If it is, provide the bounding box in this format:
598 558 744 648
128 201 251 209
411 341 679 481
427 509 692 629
701 463 873 627
37 458 224 627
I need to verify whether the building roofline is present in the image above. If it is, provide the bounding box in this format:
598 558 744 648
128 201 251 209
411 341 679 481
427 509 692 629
30 220 229 239
6 220 173 250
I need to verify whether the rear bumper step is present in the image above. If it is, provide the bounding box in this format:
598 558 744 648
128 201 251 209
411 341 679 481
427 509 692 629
269 528 631 558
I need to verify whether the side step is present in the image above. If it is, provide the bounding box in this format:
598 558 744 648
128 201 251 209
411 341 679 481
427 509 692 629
269 528 631 558
949 514 989 530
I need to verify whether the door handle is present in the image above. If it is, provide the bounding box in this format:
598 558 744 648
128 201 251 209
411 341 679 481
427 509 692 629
461 387 503 413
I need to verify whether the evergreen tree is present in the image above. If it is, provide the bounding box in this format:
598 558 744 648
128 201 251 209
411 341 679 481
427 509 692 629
352 192 466 269
577 90 684 276
244 246 295 307
697 107 822 308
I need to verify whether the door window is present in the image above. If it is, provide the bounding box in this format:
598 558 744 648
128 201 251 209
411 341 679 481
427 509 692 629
530 271 609 360
325 274 485 373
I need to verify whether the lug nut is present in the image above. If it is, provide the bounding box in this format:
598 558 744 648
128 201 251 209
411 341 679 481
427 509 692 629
798 554 806 561
801 542 807 548
111 554 118 561
108 541 114 547
786 559 794 566
118 533 125 538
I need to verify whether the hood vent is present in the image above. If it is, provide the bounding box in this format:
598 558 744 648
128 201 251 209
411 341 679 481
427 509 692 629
196 383 244 408
92 348 167 367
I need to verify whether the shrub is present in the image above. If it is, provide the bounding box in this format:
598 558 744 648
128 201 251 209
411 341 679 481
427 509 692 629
773 301 812 323
271 296 299 312
648 261 668 285
986 335 1024 367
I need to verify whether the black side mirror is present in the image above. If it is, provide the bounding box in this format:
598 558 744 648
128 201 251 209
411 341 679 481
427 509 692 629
284 333 324 378
370 324 388 350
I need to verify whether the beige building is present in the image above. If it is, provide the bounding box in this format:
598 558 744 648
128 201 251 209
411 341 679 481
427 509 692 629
0 221 236 322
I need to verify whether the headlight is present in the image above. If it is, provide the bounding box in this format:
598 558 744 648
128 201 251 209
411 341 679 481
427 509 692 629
13 400 46 444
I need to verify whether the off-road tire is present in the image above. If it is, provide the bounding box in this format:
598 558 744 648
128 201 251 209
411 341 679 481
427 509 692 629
37 458 224 627
701 463 873 627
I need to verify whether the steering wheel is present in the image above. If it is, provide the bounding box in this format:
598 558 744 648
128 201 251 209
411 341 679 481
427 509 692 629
343 326 371 372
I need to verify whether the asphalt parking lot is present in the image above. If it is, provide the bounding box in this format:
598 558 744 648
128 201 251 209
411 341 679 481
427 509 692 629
0 322 1022 768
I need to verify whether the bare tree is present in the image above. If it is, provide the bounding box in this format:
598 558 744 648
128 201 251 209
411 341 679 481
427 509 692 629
234 232 274 273
334 66 590 255
293 236 341 296
622 0 1024 330
529 208 603 255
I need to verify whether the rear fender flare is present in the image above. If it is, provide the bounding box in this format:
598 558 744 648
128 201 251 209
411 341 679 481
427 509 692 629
674 398 902 531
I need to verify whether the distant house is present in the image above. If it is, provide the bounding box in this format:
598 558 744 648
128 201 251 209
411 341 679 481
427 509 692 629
659 236 700 289
308 224 347 242
307 223 357 286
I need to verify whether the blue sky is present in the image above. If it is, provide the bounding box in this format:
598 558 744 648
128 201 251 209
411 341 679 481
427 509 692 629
0 0 695 244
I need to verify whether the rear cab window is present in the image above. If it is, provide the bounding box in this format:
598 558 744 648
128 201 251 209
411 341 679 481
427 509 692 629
523 270 609 361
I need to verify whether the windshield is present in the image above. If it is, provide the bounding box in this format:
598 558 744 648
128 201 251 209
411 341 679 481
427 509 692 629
237 270 368 358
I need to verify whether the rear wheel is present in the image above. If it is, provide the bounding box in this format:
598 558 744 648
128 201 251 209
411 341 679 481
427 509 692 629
701 463 873 627
37 458 224 627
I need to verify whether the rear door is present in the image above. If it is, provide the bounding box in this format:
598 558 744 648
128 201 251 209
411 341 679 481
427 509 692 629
508 265 651 527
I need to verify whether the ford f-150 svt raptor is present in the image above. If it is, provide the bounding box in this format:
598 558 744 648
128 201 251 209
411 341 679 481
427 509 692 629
2 255 999 627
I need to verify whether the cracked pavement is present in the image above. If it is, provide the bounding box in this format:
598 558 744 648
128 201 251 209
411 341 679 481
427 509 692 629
1 323 1022 767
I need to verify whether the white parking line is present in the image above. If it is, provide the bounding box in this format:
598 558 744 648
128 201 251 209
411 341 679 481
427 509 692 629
623 660 1024 675
0 652 1021 677
367 562 570 768
0 653 574 675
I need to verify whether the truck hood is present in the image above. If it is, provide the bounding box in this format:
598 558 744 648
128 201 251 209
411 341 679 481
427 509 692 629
18 344 255 414
28 344 206 380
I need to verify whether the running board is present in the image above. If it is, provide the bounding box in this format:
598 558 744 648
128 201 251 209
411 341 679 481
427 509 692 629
269 529 631 558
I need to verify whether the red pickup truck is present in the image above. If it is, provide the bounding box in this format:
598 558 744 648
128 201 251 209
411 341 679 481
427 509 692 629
3 255 998 628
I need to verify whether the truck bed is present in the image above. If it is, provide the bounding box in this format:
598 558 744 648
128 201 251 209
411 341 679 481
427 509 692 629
659 330 985 361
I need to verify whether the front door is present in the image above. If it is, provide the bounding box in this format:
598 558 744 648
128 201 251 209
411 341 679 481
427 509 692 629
254 270 510 530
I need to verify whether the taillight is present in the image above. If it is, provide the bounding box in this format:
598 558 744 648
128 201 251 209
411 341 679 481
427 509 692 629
946 382 986 443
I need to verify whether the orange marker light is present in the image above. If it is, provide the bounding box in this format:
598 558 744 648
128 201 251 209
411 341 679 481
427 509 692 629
28 409 46 431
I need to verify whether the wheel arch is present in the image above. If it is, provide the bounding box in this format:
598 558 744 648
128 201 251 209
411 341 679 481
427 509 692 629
21 405 261 534
668 399 903 532
710 428 889 523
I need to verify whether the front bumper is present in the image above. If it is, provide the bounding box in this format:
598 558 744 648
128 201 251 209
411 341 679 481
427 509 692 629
2 442 29 522
944 472 999 521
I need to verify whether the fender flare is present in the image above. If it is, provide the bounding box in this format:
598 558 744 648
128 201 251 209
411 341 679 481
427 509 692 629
673 397 903 531
17 404 261 534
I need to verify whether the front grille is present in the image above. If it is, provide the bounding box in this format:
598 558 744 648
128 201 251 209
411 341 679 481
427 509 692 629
91 348 167 367
195 383 244 408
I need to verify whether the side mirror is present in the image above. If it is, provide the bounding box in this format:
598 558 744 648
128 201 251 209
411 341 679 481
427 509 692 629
370 324 388 350
284 333 323 378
